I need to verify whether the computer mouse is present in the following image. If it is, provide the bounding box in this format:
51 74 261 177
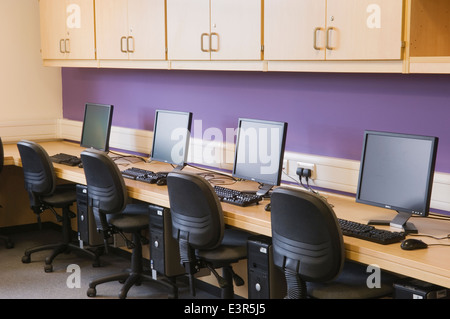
78 162 83 168
156 178 167 186
264 203 271 211
400 239 428 250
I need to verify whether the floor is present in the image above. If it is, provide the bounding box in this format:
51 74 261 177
0 227 217 299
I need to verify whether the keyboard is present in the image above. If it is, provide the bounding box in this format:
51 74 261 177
338 218 406 245
121 167 168 184
50 153 81 166
214 185 261 207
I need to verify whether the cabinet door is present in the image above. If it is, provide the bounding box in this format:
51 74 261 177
127 0 166 60
264 0 326 60
65 0 95 59
211 0 261 60
167 0 210 60
96 0 129 60
40 0 67 60
326 0 403 60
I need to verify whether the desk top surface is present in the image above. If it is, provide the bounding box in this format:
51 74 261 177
4 140 450 288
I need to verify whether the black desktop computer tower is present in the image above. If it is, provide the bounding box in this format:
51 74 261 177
247 235 286 299
76 184 104 247
148 204 185 278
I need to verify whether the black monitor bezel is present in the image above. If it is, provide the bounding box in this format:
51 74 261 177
150 109 193 166
232 118 288 187
355 130 438 218
80 103 114 152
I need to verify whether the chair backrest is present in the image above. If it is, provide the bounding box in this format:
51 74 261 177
80 149 127 215
17 140 57 201
166 171 224 250
271 187 345 283
0 137 4 173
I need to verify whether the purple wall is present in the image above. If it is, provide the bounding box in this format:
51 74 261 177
62 68 450 173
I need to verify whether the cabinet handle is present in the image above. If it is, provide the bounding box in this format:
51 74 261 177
326 27 336 51
60 39 65 53
313 27 323 50
120 36 127 53
127 36 135 53
65 39 70 53
210 33 219 52
201 33 209 52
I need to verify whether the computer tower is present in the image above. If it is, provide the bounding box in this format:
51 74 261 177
76 184 104 247
394 278 449 299
148 204 184 277
247 235 286 299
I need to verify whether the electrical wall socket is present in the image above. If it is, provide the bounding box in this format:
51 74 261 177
297 162 316 180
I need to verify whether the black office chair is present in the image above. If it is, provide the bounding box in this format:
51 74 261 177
17 140 100 272
166 171 251 299
271 187 396 299
80 149 178 299
0 137 14 249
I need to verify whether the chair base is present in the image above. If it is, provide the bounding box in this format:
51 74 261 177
22 242 102 273
0 235 14 249
87 270 178 299
87 232 178 299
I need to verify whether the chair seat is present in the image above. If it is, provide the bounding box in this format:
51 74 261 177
196 228 250 263
307 261 397 299
109 214 149 233
41 184 77 207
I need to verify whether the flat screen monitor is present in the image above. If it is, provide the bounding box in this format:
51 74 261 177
356 130 438 233
232 118 288 197
150 110 193 168
80 103 114 152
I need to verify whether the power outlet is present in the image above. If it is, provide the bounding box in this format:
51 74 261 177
297 162 316 180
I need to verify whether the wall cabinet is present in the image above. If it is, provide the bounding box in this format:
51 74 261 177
95 0 166 61
265 0 404 61
167 0 262 61
406 0 450 73
39 0 95 61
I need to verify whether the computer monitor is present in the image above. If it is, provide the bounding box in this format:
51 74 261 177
356 130 438 234
232 118 288 197
150 110 193 169
80 103 114 152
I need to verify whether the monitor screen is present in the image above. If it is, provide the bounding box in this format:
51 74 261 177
150 110 193 167
232 118 287 196
356 130 438 232
80 103 114 152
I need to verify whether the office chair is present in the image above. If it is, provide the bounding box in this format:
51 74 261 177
0 137 14 249
80 149 178 299
166 171 251 299
17 140 100 272
271 187 396 299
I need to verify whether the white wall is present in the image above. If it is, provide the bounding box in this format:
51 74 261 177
0 0 62 142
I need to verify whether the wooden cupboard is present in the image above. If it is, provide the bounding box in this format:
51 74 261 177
406 0 450 73
265 0 404 61
167 0 262 61
95 0 166 61
39 0 95 62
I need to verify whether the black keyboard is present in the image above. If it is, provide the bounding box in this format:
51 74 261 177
121 167 168 184
338 218 405 245
214 185 261 207
50 153 81 166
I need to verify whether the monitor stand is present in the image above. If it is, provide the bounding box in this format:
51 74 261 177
368 211 418 234
256 184 273 197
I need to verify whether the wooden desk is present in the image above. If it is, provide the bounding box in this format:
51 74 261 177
3 141 450 289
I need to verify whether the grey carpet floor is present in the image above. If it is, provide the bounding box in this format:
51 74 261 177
0 228 217 299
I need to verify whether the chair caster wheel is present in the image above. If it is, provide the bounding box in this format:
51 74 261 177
87 287 97 297
22 255 31 263
44 264 53 273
